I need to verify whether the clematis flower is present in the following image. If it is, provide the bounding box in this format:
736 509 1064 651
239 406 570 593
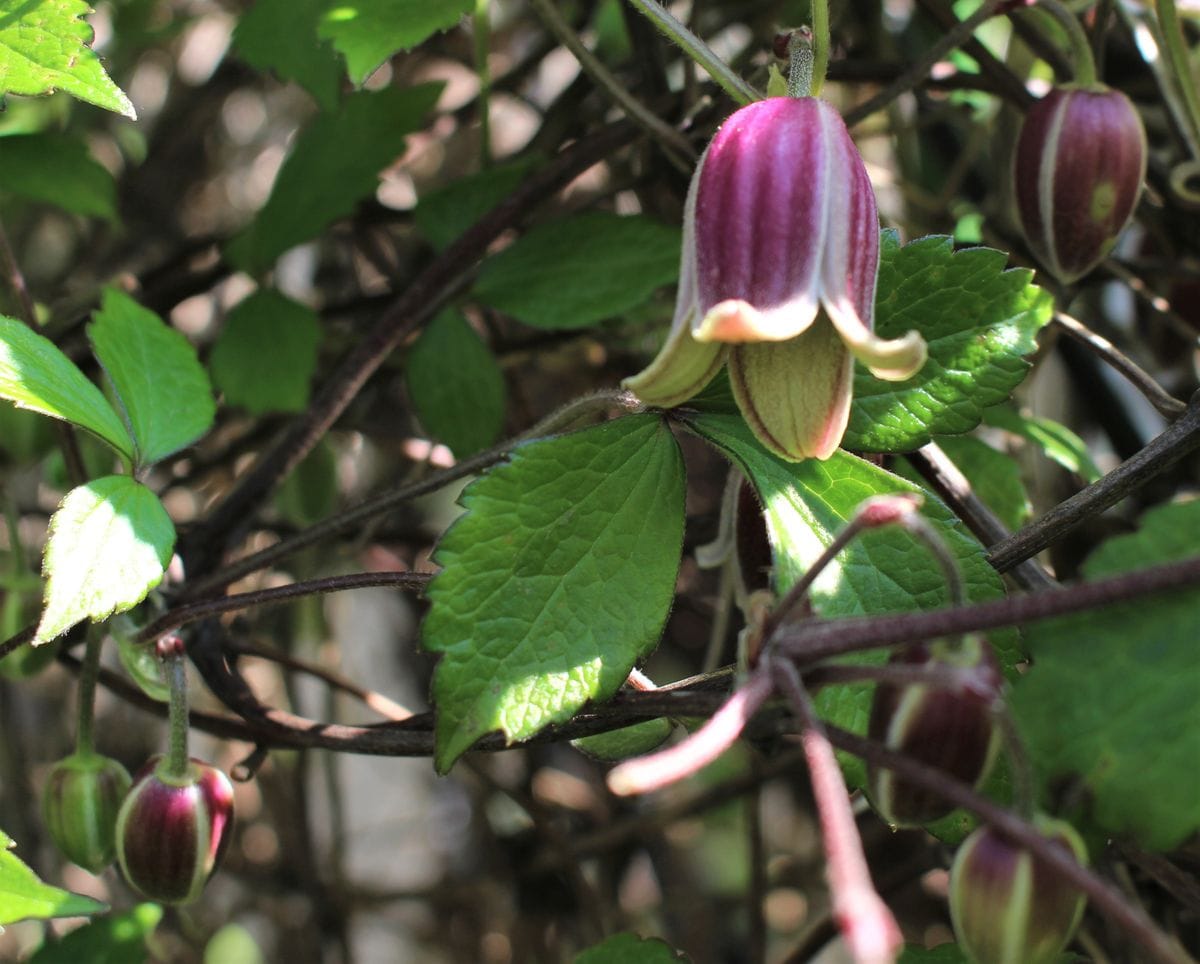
625 97 926 460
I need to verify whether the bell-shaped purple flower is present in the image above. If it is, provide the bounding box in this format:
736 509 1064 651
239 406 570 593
625 97 926 461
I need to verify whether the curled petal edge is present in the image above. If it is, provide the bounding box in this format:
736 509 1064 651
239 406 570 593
824 298 927 381
622 309 729 408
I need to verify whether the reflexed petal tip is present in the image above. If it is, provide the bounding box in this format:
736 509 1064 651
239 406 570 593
693 296 821 344
824 297 927 381
622 308 728 407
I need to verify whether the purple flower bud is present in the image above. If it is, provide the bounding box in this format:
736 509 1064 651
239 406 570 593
1014 86 1146 283
867 635 1002 827
625 97 925 461
42 752 132 873
950 815 1088 964
116 755 234 904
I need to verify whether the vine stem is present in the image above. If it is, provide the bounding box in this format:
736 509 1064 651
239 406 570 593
987 391 1200 572
1034 0 1098 85
810 0 830 97
622 0 760 105
528 0 695 169
473 0 492 167
136 571 431 644
163 641 191 779
74 626 104 756
772 659 901 964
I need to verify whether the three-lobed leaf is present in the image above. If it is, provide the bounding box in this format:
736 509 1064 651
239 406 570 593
0 0 134 117
684 411 1017 789
0 316 133 461
423 415 686 772
88 289 215 466
844 233 1053 452
35 476 176 645
0 829 107 925
1011 499 1200 851
317 0 474 86
209 289 322 415
225 83 443 273
473 212 681 330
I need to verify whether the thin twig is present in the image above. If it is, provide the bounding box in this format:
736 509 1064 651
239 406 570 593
528 0 695 170
1053 312 1188 419
136 571 431 643
987 391 1200 573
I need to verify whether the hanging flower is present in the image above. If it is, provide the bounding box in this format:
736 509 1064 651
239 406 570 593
625 97 926 460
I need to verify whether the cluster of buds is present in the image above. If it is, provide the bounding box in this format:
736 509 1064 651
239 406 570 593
625 96 927 461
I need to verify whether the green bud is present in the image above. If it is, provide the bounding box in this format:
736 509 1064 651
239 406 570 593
42 752 133 873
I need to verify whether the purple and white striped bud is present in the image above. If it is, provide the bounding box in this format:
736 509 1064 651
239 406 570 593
950 815 1088 964
867 635 1002 827
42 752 132 873
115 755 234 904
625 97 926 461
1013 86 1146 283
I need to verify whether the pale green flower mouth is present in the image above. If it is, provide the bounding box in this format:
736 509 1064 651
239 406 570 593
625 96 926 461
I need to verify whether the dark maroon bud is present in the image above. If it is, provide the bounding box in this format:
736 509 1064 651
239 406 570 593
950 815 1088 964
42 752 132 873
156 633 185 660
115 755 234 904
867 634 1002 827
1013 85 1146 283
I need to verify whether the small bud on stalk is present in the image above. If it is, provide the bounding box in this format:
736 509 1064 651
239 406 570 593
115 755 235 904
1013 85 1146 283
867 635 1002 827
950 815 1088 964
42 752 132 873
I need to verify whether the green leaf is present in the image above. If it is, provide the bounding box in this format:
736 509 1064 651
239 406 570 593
407 309 505 457
232 0 342 111
30 903 162 964
209 290 322 415
413 157 540 251
1011 500 1200 851
844 234 1053 452
275 439 338 526
574 932 691 963
572 718 674 762
0 0 134 117
424 415 685 772
684 411 1016 788
0 829 106 925
88 289 215 466
226 83 443 274
0 316 133 460
35 476 175 645
982 405 1102 482
473 212 681 330
317 0 474 86
0 132 116 219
